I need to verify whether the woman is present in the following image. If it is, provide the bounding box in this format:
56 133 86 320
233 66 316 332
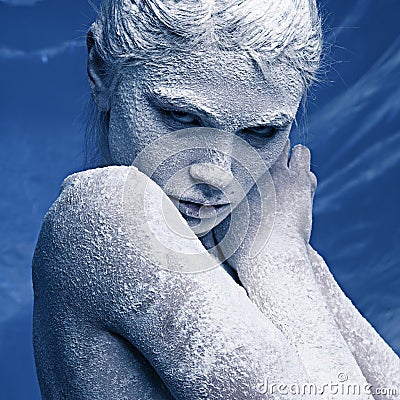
32 0 400 399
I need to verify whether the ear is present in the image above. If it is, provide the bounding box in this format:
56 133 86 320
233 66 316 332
87 30 110 111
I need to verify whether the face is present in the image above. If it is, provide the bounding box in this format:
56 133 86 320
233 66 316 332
107 50 304 234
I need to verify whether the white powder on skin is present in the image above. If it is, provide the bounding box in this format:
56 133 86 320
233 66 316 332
32 0 400 397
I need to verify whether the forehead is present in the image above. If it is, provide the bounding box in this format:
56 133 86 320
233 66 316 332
123 51 304 126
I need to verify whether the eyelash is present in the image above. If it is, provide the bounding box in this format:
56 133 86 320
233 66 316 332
241 126 278 139
161 108 202 128
159 106 280 138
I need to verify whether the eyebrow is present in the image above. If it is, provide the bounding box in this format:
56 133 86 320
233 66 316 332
249 113 294 129
148 86 294 129
148 87 217 118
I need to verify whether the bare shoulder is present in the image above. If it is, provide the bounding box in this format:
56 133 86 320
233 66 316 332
59 165 143 208
44 165 175 240
34 166 147 270
32 166 208 312
32 166 150 308
52 165 201 260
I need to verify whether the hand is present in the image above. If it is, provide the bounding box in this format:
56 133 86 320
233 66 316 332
213 140 317 268
268 140 317 243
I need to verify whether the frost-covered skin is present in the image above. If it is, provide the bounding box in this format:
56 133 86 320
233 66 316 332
33 166 312 399
32 5 400 398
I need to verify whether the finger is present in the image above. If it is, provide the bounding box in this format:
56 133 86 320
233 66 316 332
289 144 311 171
271 139 290 172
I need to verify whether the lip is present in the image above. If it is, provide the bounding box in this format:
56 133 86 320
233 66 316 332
170 197 231 219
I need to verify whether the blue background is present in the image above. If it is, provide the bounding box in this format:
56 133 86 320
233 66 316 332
0 0 399 398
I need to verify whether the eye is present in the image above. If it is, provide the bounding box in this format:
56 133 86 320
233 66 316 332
242 125 277 139
168 110 200 125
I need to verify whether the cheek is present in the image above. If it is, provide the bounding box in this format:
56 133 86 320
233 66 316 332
108 114 135 165
107 86 167 165
134 99 169 144
107 87 139 165
253 128 290 169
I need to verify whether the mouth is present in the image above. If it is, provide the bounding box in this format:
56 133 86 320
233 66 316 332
170 198 231 219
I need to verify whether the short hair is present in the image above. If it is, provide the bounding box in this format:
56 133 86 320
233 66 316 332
86 0 322 166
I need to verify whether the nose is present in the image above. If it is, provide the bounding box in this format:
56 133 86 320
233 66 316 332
189 163 234 190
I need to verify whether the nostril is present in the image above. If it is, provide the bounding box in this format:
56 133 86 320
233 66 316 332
189 163 234 190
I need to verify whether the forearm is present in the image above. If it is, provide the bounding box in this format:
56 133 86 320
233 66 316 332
234 235 374 398
118 266 313 399
307 245 400 398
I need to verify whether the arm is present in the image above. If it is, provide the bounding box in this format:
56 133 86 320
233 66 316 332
216 144 376 398
308 245 400 399
33 165 311 399
33 167 175 400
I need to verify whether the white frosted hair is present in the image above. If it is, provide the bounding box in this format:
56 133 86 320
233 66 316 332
85 0 322 166
90 0 322 87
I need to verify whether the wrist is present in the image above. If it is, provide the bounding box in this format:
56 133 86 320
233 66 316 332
265 230 308 251
234 232 309 277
